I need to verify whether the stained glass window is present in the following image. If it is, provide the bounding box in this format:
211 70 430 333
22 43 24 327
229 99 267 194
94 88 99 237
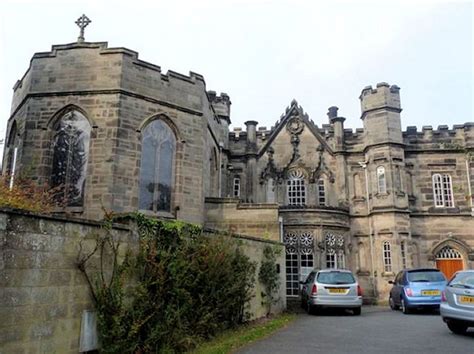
138 119 176 212
51 110 91 207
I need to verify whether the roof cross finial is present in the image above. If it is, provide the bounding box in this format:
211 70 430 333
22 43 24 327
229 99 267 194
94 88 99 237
75 14 91 43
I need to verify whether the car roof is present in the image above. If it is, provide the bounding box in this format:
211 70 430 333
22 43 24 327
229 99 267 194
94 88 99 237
404 268 442 273
317 269 353 273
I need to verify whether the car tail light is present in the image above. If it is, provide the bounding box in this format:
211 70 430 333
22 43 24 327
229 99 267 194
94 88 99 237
311 284 317 295
441 291 447 302
405 288 413 297
357 285 363 296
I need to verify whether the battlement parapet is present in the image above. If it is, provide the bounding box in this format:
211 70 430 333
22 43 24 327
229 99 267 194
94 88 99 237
359 82 401 116
343 127 365 138
11 41 208 116
403 122 474 146
208 91 231 123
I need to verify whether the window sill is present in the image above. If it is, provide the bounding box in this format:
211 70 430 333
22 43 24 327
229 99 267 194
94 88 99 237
375 192 390 198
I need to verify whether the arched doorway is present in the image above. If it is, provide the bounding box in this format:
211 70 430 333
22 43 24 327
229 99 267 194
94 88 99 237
435 246 464 280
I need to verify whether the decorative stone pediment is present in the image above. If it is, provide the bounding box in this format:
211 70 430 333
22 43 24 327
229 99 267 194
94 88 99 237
258 99 334 159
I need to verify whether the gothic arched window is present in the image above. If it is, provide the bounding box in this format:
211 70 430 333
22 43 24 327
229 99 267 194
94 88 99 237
377 166 386 194
6 122 18 180
51 110 91 207
138 119 176 212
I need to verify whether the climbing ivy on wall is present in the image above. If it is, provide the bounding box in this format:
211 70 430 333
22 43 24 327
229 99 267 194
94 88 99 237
77 213 257 353
258 245 282 316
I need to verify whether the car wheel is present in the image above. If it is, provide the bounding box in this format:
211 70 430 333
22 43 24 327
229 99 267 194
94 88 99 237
401 298 410 314
389 296 399 310
307 302 313 315
353 307 361 316
307 302 318 315
447 321 468 335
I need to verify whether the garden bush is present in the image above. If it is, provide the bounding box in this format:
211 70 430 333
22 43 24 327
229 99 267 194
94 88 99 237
78 213 257 353
0 176 58 213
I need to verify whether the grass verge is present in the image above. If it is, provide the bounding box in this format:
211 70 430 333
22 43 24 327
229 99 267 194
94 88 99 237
189 313 296 354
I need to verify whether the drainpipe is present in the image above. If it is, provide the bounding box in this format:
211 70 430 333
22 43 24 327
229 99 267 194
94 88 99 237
278 216 284 243
359 161 377 300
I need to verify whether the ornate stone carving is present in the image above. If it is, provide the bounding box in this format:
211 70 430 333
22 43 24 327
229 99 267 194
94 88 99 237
286 115 304 135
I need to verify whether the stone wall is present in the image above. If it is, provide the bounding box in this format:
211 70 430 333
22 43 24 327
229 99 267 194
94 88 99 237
0 209 137 353
0 209 286 353
204 198 280 241
228 234 286 320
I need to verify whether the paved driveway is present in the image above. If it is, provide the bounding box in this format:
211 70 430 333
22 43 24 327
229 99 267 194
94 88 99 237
238 307 473 354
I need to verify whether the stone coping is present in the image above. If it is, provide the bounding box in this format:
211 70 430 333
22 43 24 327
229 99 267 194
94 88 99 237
0 207 131 230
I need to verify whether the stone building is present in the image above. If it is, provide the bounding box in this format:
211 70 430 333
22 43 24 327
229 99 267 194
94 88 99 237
2 25 474 301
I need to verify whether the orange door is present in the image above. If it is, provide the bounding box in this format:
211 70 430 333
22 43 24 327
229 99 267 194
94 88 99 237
436 259 464 280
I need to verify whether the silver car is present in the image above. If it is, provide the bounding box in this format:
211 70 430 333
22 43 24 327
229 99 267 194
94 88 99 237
300 269 363 315
440 270 474 334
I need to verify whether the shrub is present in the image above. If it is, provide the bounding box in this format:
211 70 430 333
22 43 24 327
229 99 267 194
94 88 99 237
0 176 58 213
78 213 257 353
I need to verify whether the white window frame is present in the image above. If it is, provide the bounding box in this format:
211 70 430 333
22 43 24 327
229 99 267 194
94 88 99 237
432 173 454 207
233 177 241 198
326 251 345 269
383 241 392 272
317 178 326 206
287 170 306 206
377 166 386 194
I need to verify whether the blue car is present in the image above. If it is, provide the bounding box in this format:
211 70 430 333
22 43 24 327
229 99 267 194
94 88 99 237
389 268 447 314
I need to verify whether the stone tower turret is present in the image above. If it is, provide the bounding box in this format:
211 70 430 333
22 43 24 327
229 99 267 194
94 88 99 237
360 82 402 146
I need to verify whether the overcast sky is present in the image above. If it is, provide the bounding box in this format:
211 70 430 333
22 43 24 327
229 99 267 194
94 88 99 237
0 0 472 159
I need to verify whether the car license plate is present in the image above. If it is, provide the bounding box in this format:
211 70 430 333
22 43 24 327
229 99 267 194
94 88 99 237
421 290 440 296
459 295 474 304
328 288 346 294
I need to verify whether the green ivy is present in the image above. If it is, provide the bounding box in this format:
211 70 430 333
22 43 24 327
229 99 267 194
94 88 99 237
78 213 256 353
258 245 282 316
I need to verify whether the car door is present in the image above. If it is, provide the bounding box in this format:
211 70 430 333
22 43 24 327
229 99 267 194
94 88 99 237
301 272 315 302
391 271 403 305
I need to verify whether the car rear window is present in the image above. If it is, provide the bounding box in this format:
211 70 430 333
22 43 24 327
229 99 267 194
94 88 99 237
407 270 445 282
449 272 474 289
317 272 355 285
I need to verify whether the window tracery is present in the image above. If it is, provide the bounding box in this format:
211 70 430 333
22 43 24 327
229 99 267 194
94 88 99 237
51 110 91 207
138 119 176 213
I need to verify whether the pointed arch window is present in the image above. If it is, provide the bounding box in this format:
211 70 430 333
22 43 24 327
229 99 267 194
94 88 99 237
287 169 306 206
51 110 91 207
6 122 19 188
432 173 454 207
139 119 176 213
377 166 386 194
